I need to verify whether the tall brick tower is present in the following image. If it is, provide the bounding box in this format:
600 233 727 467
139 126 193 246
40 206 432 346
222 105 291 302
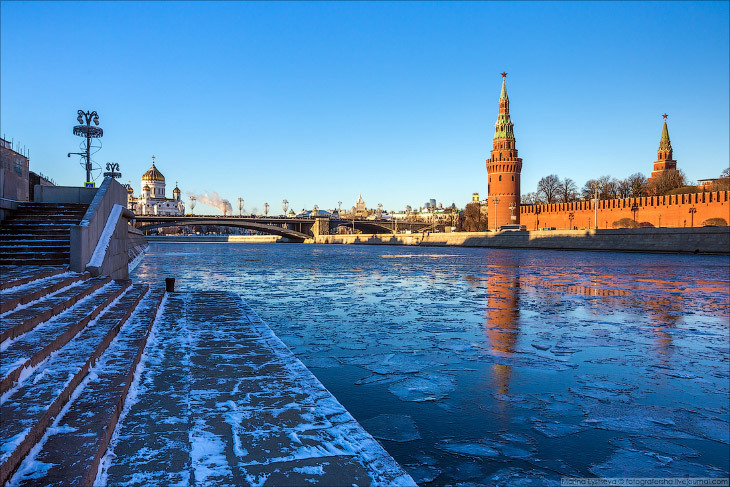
486 72 523 229
648 114 677 183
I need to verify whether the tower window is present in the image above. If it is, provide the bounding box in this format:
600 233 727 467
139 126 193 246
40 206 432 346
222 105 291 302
512 176 514 181
499 175 502 181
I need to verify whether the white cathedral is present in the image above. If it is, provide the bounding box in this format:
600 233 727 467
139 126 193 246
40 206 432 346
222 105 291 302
127 156 185 216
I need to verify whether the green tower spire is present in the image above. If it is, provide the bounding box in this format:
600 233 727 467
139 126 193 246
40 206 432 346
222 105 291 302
659 113 672 151
500 72 509 101
494 72 513 140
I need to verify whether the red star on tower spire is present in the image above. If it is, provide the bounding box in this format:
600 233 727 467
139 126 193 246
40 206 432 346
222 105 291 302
501 71 508 78
662 113 668 119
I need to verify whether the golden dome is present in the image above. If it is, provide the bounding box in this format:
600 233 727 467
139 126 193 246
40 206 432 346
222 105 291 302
142 155 165 182
143 184 150 192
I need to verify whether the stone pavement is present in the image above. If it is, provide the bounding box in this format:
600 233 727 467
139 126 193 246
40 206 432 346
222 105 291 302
100 291 416 486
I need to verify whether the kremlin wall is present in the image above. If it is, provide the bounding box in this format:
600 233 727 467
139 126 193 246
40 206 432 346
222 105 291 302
519 190 729 230
486 74 728 231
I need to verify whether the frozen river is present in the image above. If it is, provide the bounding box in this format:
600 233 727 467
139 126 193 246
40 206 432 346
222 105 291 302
132 243 729 485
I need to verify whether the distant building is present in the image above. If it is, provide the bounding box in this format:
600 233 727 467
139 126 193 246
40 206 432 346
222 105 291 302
0 137 29 201
127 156 185 216
472 192 480 203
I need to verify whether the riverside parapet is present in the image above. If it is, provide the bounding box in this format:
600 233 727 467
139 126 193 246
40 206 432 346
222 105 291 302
147 227 730 254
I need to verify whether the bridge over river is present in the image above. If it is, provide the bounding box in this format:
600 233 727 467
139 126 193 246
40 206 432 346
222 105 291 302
133 215 433 241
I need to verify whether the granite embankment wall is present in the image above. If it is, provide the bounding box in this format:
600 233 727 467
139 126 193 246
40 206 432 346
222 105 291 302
146 235 282 243
314 228 730 254
519 190 729 230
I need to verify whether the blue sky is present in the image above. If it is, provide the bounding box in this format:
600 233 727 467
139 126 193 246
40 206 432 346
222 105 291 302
2 1 728 214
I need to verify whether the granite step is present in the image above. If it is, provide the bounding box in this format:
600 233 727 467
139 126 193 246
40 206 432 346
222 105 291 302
0 240 70 247
0 271 88 314
0 258 70 266
101 292 416 487
0 284 149 485
0 276 112 344
0 236 69 243
0 280 130 394
0 250 70 260
12 289 164 487
0 267 67 291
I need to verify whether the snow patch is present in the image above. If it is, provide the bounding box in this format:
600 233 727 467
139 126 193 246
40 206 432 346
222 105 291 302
87 204 123 269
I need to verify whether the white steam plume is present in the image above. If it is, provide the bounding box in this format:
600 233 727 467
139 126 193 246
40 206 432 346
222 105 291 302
192 191 233 216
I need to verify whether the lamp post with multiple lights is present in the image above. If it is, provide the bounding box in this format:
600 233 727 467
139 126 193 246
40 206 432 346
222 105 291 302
68 109 103 186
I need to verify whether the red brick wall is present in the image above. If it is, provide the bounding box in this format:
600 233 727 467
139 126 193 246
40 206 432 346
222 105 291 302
519 191 729 229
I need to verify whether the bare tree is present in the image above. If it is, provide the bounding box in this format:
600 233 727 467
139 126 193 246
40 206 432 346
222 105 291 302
537 174 561 204
712 167 730 191
626 173 648 197
596 175 614 199
521 192 541 205
458 202 487 232
646 169 687 195
604 178 621 199
581 179 598 200
558 178 578 203
617 178 632 198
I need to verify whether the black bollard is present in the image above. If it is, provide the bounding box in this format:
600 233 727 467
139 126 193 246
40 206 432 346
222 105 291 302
165 278 175 292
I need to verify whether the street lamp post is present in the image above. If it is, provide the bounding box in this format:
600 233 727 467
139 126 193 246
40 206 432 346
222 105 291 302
338 201 342 216
658 213 662 228
238 197 244 217
493 197 500 231
509 202 516 223
68 109 103 186
103 162 122 180
631 204 639 224
591 182 599 230
282 200 289 216
689 207 697 227
568 211 574 230
264 203 270 217
189 196 196 216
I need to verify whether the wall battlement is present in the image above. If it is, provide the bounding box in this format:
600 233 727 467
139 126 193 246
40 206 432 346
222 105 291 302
519 191 728 229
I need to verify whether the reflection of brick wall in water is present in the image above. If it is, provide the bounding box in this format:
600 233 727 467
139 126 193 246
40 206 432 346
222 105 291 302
519 191 729 229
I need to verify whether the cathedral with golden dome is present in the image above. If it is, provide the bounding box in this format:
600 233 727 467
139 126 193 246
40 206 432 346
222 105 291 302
126 156 185 216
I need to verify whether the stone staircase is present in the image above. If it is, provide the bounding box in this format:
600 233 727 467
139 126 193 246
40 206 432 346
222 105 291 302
0 268 164 485
0 203 89 266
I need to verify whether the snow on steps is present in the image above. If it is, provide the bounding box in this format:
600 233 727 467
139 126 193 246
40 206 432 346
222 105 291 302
0 276 111 344
0 268 67 292
12 290 165 487
99 291 416 487
0 284 152 485
0 280 130 395
0 272 88 314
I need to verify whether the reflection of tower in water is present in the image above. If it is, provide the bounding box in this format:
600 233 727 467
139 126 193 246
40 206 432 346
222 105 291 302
485 254 521 395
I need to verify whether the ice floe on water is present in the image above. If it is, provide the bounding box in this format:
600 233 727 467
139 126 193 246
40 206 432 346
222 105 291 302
589 448 726 478
388 374 455 402
437 441 500 458
360 414 421 442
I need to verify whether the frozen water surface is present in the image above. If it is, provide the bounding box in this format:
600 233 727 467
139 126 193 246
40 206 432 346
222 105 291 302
132 243 730 484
